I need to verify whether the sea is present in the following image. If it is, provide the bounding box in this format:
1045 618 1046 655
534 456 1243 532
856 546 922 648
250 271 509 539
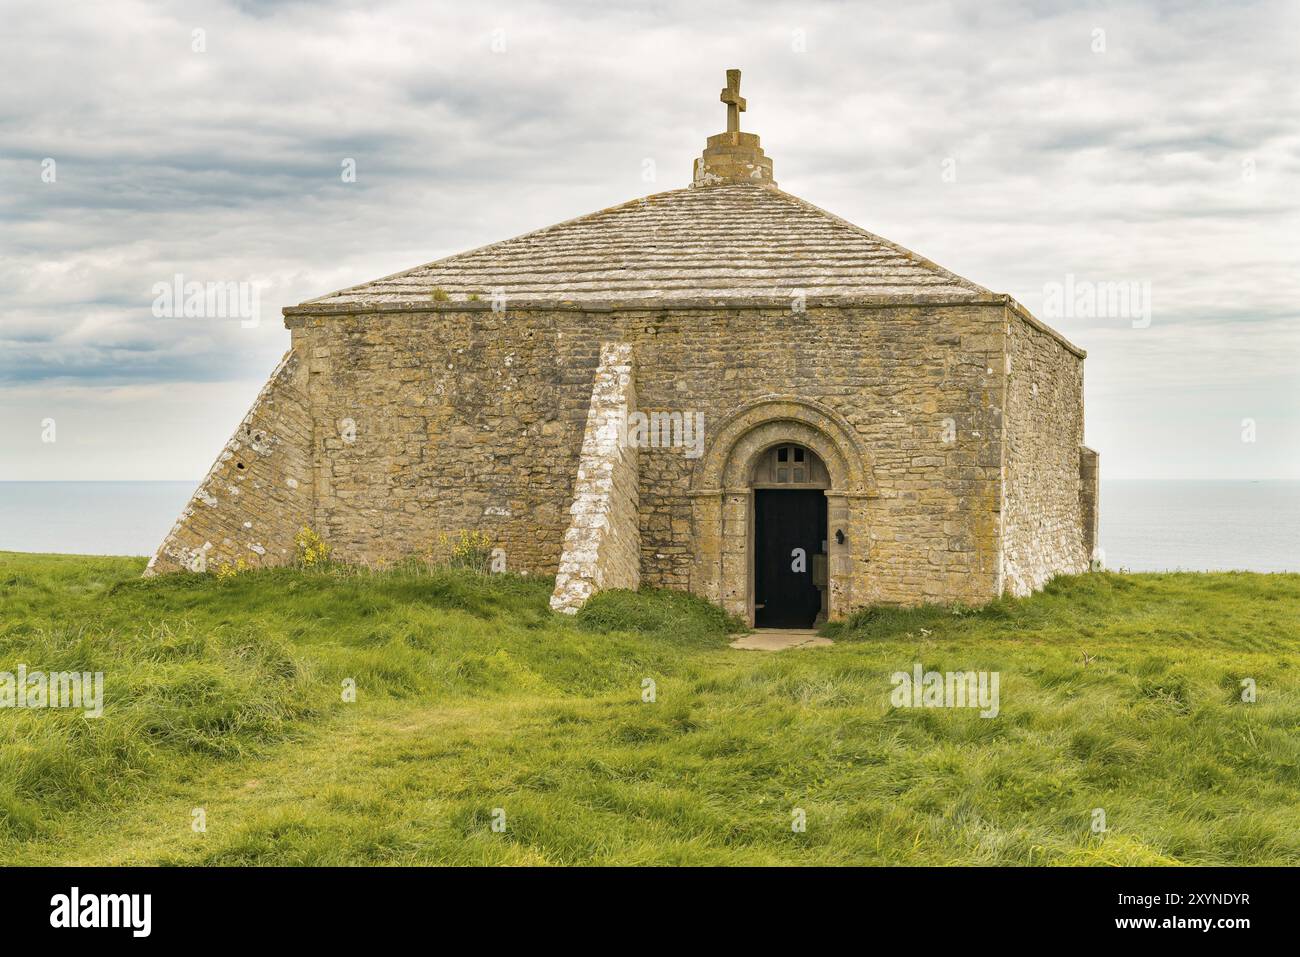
0 480 1296 572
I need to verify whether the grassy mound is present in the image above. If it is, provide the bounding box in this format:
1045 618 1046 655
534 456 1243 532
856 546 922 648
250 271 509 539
2 551 1298 865
575 586 742 645
0 553 734 842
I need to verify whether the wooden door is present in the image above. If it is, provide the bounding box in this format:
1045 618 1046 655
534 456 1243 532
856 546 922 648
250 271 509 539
754 489 825 628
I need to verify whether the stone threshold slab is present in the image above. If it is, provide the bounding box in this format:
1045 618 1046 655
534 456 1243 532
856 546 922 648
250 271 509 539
729 629 834 652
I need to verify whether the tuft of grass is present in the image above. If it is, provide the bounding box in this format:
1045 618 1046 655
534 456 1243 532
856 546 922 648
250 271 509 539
575 587 742 646
0 616 316 841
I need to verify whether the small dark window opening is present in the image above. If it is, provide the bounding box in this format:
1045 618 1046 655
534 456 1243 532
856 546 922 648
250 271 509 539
793 447 805 462
777 448 788 462
236 462 246 470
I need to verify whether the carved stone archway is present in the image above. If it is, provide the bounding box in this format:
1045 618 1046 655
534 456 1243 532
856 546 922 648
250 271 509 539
688 396 874 623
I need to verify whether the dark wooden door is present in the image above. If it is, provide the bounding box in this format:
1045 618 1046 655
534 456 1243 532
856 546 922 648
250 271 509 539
754 489 826 628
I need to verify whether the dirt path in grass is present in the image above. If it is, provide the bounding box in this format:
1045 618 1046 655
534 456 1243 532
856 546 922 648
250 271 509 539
9 698 529 866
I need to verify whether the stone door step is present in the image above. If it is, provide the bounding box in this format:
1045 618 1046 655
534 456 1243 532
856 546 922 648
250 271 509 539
729 629 834 651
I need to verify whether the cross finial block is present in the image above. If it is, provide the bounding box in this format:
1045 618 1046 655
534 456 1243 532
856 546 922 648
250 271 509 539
720 68 746 133
693 67 774 187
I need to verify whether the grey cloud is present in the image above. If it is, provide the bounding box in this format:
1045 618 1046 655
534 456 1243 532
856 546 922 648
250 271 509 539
0 0 1296 478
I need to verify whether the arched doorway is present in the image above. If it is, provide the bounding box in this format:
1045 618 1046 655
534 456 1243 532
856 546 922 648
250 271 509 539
688 396 876 626
752 443 829 628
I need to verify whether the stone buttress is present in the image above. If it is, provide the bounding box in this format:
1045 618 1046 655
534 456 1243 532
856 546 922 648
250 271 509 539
549 342 641 613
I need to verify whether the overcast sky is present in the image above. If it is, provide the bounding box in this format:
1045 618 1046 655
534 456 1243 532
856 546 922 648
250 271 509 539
1 0 1297 481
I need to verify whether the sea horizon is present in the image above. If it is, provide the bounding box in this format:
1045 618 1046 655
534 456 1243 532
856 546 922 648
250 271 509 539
1 478 1298 573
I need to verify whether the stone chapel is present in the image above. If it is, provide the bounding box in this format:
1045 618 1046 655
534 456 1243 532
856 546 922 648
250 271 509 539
148 70 1099 628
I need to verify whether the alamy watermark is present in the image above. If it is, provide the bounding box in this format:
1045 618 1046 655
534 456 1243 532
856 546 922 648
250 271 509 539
151 273 262 328
890 663 1000 718
614 405 704 459
50 887 150 937
1 665 104 718
1042 274 1151 328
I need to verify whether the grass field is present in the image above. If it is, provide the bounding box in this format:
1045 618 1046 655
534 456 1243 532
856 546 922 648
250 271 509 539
2 550 1298 865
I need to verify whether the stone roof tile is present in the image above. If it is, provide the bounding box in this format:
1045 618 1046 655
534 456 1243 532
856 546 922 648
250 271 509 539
302 183 990 308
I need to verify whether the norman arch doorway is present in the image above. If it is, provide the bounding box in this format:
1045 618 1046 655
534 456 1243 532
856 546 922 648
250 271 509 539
752 444 829 628
688 395 875 626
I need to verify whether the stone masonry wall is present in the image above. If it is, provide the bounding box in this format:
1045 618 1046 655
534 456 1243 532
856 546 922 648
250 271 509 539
1080 446 1100 564
1000 309 1089 595
633 302 1009 607
550 341 640 612
147 350 315 575
286 309 627 574
158 299 1088 613
280 302 1008 609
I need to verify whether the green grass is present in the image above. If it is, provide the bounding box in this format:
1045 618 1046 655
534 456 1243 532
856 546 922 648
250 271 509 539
2 550 1298 865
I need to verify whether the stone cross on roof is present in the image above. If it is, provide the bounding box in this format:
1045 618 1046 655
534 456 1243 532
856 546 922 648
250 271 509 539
720 69 746 133
693 68 774 187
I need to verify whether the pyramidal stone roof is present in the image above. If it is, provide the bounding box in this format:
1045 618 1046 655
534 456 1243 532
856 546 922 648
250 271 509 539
300 184 990 311
294 69 995 314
